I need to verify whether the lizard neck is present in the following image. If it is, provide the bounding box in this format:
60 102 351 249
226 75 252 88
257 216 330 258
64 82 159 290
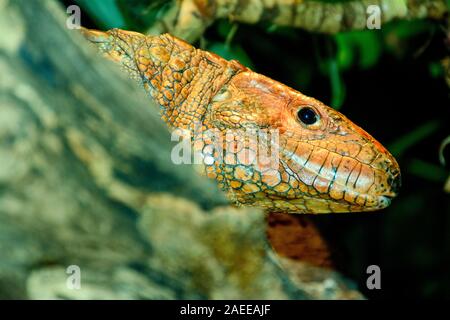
139 34 246 131
85 29 246 131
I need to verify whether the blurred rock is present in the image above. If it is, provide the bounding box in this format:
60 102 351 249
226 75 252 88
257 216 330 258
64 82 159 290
138 194 291 299
276 257 365 300
27 266 175 300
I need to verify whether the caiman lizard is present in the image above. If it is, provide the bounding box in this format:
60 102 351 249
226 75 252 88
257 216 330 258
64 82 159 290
81 28 401 214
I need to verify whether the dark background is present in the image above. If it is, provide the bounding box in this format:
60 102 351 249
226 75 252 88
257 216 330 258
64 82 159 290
63 0 450 299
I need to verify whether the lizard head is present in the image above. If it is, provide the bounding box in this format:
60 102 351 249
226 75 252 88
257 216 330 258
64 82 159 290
81 28 400 213
208 72 401 213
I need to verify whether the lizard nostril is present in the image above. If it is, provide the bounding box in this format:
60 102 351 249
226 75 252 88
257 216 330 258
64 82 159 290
390 173 401 194
385 172 401 196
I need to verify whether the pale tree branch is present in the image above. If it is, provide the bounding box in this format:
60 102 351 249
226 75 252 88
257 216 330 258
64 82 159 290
147 0 448 42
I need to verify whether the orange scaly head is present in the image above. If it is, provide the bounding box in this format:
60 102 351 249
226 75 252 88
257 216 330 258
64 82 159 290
207 72 401 213
81 28 401 213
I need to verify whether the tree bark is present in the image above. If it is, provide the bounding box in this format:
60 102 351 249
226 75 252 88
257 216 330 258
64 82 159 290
146 0 448 42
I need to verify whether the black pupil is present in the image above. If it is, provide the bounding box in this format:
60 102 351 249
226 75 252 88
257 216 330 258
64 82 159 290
297 107 318 125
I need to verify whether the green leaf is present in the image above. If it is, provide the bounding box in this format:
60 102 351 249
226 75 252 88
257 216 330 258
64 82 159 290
335 34 354 70
388 120 441 157
429 62 444 78
335 31 382 70
357 32 382 69
328 58 346 109
116 0 170 31
439 136 450 166
207 42 254 69
408 159 447 183
384 19 431 39
383 20 433 58
76 0 126 29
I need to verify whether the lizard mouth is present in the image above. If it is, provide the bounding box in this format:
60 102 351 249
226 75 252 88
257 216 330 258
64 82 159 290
299 170 400 213
261 149 401 213
377 195 392 208
370 172 401 209
272 132 401 213
313 171 400 213
368 170 401 210
265 191 396 214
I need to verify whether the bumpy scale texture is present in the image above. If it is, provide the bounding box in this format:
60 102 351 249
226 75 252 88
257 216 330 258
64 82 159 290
81 28 401 214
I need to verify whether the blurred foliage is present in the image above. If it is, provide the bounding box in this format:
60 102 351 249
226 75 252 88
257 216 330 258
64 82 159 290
336 31 382 70
117 0 170 31
76 0 125 29
389 120 442 157
68 0 449 299
85 0 448 110
440 136 450 166
207 22 255 69
408 159 447 183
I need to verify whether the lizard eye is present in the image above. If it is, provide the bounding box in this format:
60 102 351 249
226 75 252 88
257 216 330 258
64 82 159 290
297 106 319 125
